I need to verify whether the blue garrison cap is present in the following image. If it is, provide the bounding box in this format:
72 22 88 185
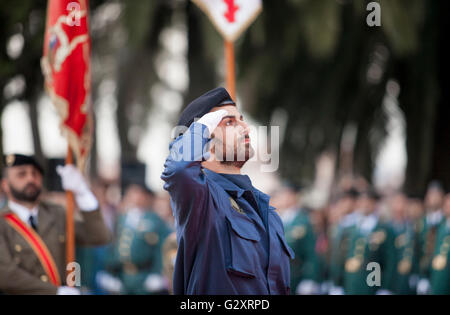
177 87 235 128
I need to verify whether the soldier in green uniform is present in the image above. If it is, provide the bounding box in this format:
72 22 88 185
405 195 426 293
162 231 178 294
309 207 330 294
100 184 172 295
343 189 396 295
389 193 418 294
417 182 445 294
429 193 450 294
328 189 359 295
275 185 320 294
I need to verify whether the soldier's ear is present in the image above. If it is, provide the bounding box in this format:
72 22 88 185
210 140 215 154
1 178 9 195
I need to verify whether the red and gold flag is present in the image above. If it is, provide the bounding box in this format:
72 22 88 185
41 0 92 170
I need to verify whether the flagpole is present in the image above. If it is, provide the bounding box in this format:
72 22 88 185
224 39 236 100
65 145 75 284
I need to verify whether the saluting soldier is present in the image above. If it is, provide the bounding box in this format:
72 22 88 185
101 184 172 295
0 154 111 295
161 87 294 295
343 189 396 295
275 185 320 295
429 193 450 294
417 182 445 294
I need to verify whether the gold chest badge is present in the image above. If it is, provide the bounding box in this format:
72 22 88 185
145 232 159 245
229 197 245 215
6 154 15 166
370 230 386 245
345 257 362 273
432 254 447 271
395 234 407 248
291 226 306 240
398 259 412 275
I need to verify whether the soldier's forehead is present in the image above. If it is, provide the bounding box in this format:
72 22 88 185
211 105 242 117
8 165 40 172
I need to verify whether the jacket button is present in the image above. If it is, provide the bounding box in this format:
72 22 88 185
123 262 138 275
145 232 159 245
40 275 48 282
14 244 22 252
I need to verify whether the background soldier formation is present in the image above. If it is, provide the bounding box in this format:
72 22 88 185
273 180 450 295
89 177 450 295
0 154 449 295
76 180 175 295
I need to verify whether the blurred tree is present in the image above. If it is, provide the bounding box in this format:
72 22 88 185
235 0 445 196
0 0 108 173
237 0 391 185
430 0 450 192
115 0 173 164
388 0 440 196
184 1 217 109
0 0 47 168
0 0 447 196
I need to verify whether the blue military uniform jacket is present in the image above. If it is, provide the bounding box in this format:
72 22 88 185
161 123 294 295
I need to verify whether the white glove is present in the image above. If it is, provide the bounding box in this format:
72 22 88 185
320 281 332 295
57 286 81 295
144 273 168 293
197 109 228 136
409 274 419 290
96 271 123 294
376 289 392 295
328 285 345 295
56 164 99 211
296 280 320 295
417 278 431 295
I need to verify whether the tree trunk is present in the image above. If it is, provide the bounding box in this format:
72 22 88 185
429 0 450 192
28 94 44 167
399 1 438 197
184 1 216 110
116 49 138 164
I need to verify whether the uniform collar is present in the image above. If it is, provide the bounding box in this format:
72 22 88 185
391 220 406 233
358 214 378 234
341 211 361 228
280 207 297 224
204 168 272 228
8 200 39 225
220 173 254 192
426 210 443 226
203 168 248 198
